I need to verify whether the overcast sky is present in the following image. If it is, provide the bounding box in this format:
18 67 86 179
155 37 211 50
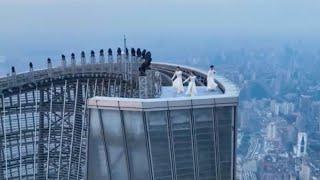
0 0 319 73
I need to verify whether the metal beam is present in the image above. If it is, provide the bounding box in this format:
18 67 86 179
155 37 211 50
18 90 22 180
46 83 54 180
1 94 8 180
120 110 132 180
76 79 89 179
33 87 38 180
67 80 79 180
57 81 67 180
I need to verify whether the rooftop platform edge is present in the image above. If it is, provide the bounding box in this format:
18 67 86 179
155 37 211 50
87 87 239 111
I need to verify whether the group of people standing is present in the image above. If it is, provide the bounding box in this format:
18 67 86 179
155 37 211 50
171 65 217 96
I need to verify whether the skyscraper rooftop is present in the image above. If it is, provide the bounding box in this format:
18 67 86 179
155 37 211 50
0 47 239 180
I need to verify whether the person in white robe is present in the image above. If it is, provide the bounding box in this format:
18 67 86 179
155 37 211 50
184 71 197 96
207 65 217 91
171 67 184 93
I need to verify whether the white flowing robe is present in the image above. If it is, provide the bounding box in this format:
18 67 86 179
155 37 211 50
184 75 197 96
207 69 217 91
171 71 184 93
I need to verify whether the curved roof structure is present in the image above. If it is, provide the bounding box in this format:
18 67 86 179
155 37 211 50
0 48 239 180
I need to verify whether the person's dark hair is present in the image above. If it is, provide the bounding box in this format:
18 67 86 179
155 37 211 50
210 65 214 68
176 66 180 70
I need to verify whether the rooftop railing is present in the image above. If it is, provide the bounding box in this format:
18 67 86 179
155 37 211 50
0 48 147 90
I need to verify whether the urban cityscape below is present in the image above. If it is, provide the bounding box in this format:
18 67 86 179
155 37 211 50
1 0 320 180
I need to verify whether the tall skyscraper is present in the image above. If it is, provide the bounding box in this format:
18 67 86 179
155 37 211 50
267 122 277 141
296 132 308 157
299 163 311 180
0 47 239 180
299 95 312 113
87 62 239 180
270 100 280 116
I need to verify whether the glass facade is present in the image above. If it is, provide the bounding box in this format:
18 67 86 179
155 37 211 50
123 111 151 180
170 109 195 180
88 106 236 180
0 60 238 180
193 108 217 179
146 111 173 180
215 107 233 180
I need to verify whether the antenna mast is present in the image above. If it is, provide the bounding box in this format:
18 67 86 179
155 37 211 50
124 35 127 50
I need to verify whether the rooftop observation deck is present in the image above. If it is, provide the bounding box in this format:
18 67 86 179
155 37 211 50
0 47 239 180
0 48 239 105
0 59 239 98
88 62 239 110
152 62 239 98
0 56 239 107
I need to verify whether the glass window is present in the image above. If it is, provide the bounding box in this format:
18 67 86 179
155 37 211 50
146 111 172 180
193 108 217 180
216 107 232 126
215 107 234 179
220 162 232 179
123 111 151 180
88 109 110 180
169 109 195 180
101 109 129 180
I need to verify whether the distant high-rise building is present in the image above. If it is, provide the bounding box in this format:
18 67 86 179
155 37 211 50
317 116 320 133
299 164 311 180
311 101 320 132
296 132 308 157
270 100 280 116
280 102 295 115
295 113 307 132
267 122 277 141
285 125 297 145
257 155 289 180
299 95 312 113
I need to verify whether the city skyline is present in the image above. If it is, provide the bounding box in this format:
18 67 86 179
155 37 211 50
1 0 320 75
1 0 320 179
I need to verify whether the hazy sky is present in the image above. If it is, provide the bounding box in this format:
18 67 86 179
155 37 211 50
0 0 319 73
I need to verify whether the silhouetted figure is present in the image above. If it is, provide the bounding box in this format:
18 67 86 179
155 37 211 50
99 49 105 63
90 50 96 64
131 48 136 56
108 48 112 56
29 62 33 70
117 48 121 56
71 53 76 66
142 49 147 59
81 51 86 64
99 49 104 56
139 51 152 76
61 54 66 67
125 48 129 56
11 66 15 74
47 58 52 69
137 48 142 57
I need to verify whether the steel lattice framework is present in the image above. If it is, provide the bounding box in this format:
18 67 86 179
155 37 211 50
0 48 212 180
0 49 147 180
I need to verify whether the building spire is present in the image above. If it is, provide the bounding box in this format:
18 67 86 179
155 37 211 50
124 35 127 50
